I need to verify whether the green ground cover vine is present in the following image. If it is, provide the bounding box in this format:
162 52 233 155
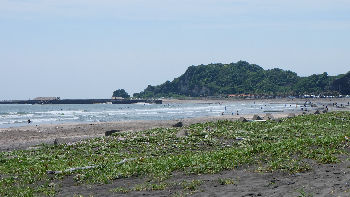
0 112 350 196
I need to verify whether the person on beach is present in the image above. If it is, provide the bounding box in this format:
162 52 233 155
27 119 31 124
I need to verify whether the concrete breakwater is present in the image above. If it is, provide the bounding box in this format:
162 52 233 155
0 99 162 105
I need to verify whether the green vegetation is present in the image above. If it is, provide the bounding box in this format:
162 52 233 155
181 179 202 191
218 178 235 185
297 188 313 197
332 71 350 95
1 112 350 196
112 89 130 98
133 61 348 98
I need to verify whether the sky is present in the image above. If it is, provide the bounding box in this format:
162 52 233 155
0 0 349 99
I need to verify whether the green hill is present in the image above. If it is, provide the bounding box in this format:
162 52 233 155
133 61 347 98
332 71 350 95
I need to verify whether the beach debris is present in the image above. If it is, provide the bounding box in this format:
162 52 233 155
105 130 121 136
252 115 263 120
54 138 59 145
117 137 126 141
288 113 295 118
173 121 183 128
314 110 321 114
264 113 274 120
48 182 56 188
176 129 188 138
206 126 212 132
238 117 248 122
47 158 136 175
26 146 40 150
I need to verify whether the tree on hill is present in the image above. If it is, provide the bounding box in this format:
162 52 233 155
112 89 130 99
332 71 350 95
131 61 347 98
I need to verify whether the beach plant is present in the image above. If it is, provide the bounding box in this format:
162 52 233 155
0 111 350 196
297 188 313 197
218 178 235 185
181 179 202 191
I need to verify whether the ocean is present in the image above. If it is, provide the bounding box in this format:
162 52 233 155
0 101 303 128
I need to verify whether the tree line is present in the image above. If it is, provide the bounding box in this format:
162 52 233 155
115 61 350 98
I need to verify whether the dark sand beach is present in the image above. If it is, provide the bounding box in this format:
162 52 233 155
1 98 350 196
56 155 350 197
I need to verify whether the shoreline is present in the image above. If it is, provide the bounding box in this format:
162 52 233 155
1 98 349 151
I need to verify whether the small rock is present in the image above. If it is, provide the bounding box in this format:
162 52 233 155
264 113 274 120
105 130 120 136
238 117 248 122
53 138 70 145
314 110 321 114
173 121 183 128
252 115 263 120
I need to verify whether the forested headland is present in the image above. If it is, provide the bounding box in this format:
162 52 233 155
132 61 350 98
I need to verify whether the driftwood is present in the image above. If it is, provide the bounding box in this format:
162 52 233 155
238 117 248 122
47 158 136 175
105 129 121 136
252 115 263 120
173 121 183 128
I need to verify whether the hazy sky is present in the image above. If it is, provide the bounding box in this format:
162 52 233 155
0 0 349 99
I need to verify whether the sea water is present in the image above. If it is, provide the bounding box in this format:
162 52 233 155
0 101 302 128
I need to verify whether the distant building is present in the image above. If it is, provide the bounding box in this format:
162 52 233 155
228 94 237 98
228 94 255 99
33 97 60 101
111 97 124 100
